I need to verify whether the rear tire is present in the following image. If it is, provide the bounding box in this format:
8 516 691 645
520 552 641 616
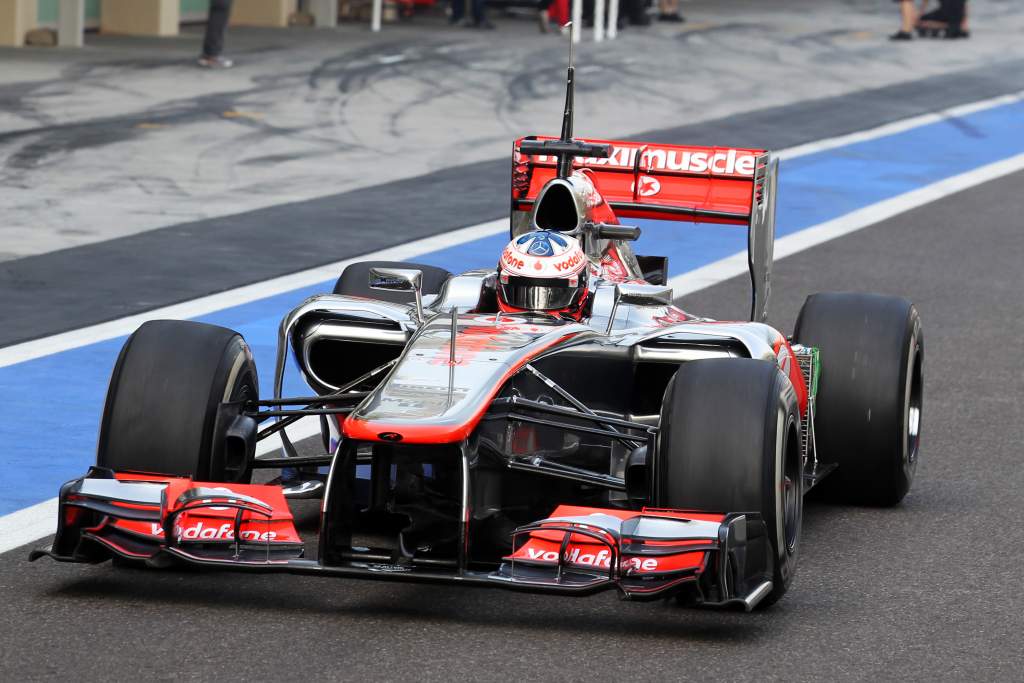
655 358 802 607
334 261 452 303
794 292 923 506
97 320 258 483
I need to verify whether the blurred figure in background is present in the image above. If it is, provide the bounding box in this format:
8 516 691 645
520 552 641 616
917 0 970 38
198 0 234 67
892 0 970 41
890 0 916 40
658 0 684 23
538 0 553 33
450 0 493 29
626 0 650 26
583 0 650 28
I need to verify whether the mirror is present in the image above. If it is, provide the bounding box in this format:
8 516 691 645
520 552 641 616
368 267 422 292
616 283 674 306
369 267 424 323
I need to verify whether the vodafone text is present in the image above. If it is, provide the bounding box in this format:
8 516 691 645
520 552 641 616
553 251 583 273
501 247 524 271
173 521 279 543
524 546 659 572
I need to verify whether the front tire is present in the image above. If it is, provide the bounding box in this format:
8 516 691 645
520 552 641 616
97 320 258 483
655 358 802 607
794 292 923 506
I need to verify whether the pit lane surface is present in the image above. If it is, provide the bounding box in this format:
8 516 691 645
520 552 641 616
3 167 1024 681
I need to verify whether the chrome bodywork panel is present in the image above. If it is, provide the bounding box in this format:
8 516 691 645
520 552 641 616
275 164 788 446
617 319 783 363
432 270 498 312
275 294 417 397
586 281 780 362
278 271 507 397
345 313 597 440
276 277 789 438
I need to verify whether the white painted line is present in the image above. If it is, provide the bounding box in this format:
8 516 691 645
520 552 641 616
776 90 1024 161
0 498 58 555
670 151 1024 298
251 420 323 460
3 92 1024 555
0 219 508 370
0 428 318 556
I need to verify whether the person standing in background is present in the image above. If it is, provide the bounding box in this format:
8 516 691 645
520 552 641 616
890 0 916 40
943 0 969 38
892 0 969 41
198 0 235 68
538 0 553 33
450 0 493 29
658 0 684 23
918 0 970 38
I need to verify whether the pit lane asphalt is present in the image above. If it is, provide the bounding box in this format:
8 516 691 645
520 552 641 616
2 168 1022 681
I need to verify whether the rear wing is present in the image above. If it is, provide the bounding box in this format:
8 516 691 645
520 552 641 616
511 136 779 322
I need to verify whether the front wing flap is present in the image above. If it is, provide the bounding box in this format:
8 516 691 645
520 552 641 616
29 467 304 567
490 505 774 608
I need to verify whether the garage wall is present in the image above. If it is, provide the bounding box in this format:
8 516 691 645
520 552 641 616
36 0 99 24
36 0 211 26
180 0 210 20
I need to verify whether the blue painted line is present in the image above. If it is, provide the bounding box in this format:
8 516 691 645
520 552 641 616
2 99 1023 516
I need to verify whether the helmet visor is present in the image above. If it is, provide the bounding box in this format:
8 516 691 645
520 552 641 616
499 276 582 311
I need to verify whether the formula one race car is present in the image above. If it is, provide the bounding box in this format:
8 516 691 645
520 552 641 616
32 51 923 611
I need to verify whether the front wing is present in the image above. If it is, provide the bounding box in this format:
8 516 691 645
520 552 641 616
31 469 775 610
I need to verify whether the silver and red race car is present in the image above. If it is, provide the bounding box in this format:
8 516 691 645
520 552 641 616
32 56 922 610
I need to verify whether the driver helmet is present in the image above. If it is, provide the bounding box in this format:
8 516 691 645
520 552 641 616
497 230 589 315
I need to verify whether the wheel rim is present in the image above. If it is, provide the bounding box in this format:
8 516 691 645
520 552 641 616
905 342 923 467
219 341 258 482
782 421 801 553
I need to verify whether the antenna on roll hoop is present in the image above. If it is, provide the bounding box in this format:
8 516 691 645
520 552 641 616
517 24 611 180
557 22 577 178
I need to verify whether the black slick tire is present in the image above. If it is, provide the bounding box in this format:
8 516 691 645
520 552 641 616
794 292 923 506
655 358 802 607
97 320 258 483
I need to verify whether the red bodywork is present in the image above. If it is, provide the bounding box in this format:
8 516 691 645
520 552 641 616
507 505 722 576
513 136 766 224
78 473 302 560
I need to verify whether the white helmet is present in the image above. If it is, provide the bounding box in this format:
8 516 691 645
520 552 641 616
497 230 589 314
